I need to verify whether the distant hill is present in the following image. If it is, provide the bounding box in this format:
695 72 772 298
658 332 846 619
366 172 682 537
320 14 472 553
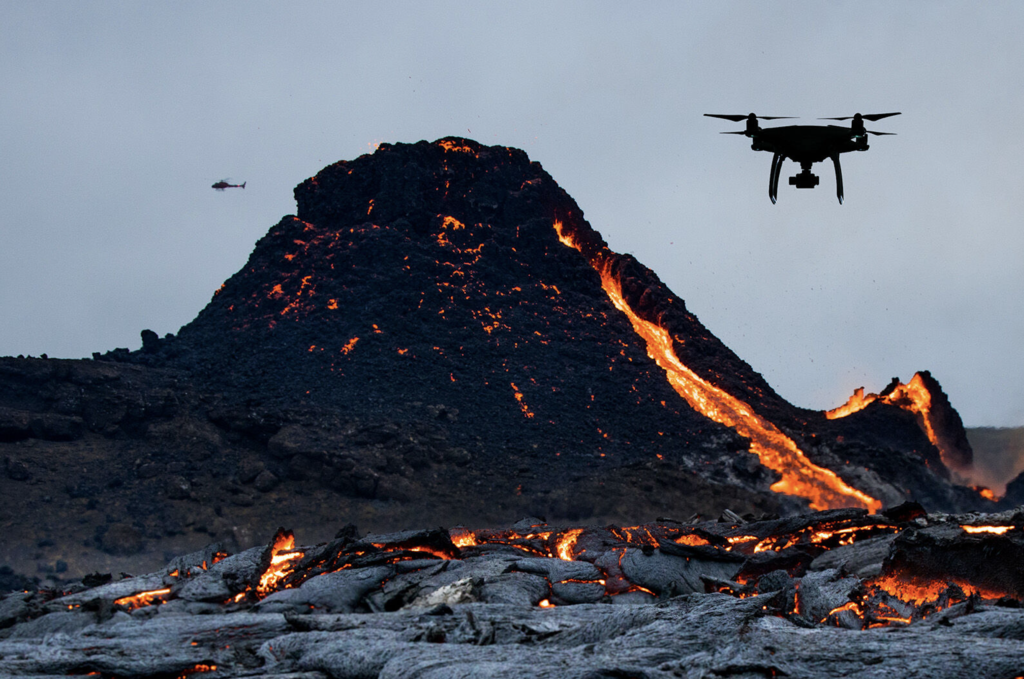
965 427 1024 494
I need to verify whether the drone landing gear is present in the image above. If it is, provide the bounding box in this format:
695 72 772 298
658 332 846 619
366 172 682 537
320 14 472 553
769 153 784 204
768 157 844 204
831 154 843 204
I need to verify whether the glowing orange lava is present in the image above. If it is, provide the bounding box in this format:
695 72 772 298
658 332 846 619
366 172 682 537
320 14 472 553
961 525 1012 535
340 337 359 355
437 140 475 153
510 382 535 419
450 528 478 548
974 487 998 502
674 534 711 547
613 526 659 547
870 573 1000 605
556 528 583 561
825 387 875 420
113 588 172 610
553 220 879 512
257 533 304 597
826 374 963 471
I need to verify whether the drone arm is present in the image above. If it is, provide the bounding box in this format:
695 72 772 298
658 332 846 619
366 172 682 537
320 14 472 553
831 154 844 204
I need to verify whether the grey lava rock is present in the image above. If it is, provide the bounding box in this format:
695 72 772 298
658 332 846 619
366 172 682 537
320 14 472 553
253 469 279 492
258 565 395 613
3 511 1024 678
620 547 742 598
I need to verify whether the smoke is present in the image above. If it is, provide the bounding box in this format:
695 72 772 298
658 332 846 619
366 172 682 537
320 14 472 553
962 427 1024 495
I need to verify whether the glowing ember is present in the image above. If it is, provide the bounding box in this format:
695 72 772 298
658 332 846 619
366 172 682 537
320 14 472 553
510 382 535 419
675 534 712 547
450 528 478 548
437 140 475 153
974 487 999 502
340 337 359 355
257 533 304 597
961 525 1012 535
870 573 998 605
612 526 659 547
556 529 584 561
826 600 863 619
113 587 172 610
441 215 466 230
753 534 799 553
408 546 453 560
726 535 758 545
552 220 580 251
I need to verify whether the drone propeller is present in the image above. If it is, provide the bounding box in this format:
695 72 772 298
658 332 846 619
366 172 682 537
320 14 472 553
866 130 896 136
819 112 901 122
704 114 795 122
720 131 749 135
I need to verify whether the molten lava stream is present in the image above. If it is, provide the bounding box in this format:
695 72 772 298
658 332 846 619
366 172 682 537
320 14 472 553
552 220 879 512
595 260 878 512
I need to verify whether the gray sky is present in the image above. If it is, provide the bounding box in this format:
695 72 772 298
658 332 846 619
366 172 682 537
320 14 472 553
1 2 1021 426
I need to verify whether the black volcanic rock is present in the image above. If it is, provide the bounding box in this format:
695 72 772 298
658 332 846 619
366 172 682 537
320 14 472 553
128 138 969 507
152 138 770 486
1002 470 1024 508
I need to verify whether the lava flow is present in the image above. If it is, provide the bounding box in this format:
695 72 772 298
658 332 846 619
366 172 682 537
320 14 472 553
554 220 880 513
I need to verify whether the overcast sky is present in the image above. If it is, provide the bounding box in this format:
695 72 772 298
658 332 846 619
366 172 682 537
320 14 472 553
1 2 1021 427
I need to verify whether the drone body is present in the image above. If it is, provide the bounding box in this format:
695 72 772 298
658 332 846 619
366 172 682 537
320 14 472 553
705 112 900 204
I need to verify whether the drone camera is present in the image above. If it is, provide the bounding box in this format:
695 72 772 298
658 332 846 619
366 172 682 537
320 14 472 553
789 171 819 189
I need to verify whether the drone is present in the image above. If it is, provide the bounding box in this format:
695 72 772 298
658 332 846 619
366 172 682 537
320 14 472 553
705 112 900 204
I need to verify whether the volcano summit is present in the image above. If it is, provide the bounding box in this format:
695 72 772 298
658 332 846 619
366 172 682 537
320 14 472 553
0 138 991 579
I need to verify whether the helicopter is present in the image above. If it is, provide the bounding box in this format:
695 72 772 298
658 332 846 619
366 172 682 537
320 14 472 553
212 180 246 191
704 112 900 204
